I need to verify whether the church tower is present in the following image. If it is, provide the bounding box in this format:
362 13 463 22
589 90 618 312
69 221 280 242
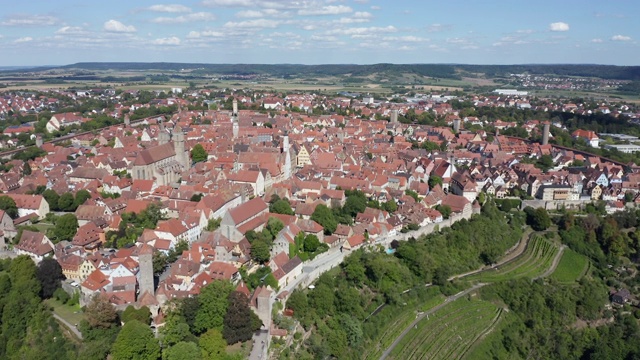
158 121 170 145
138 244 154 298
232 98 239 139
283 133 292 180
173 125 189 169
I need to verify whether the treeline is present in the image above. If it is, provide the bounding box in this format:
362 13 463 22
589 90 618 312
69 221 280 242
52 63 640 81
282 201 523 359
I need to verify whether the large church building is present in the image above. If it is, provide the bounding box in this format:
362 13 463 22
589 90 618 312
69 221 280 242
132 125 189 185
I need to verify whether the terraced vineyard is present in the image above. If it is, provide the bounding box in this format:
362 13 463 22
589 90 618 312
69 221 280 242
466 235 560 282
364 293 445 360
387 298 502 360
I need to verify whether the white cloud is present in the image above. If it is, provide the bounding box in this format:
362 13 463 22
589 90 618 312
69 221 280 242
591 38 603 43
549 22 569 32
328 25 397 36
1 14 60 26
186 30 224 38
14 36 33 43
148 4 191 13
224 19 280 29
55 26 87 35
299 5 352 16
383 35 427 42
237 10 264 18
202 0 255 7
611 35 631 41
152 36 181 45
104 20 137 33
427 23 452 32
151 12 216 24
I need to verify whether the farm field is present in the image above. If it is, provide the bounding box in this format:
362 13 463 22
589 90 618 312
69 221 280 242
363 290 445 360
387 297 503 360
551 248 590 283
466 235 560 283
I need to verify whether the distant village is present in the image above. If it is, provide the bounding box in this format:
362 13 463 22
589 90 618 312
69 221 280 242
0 85 639 341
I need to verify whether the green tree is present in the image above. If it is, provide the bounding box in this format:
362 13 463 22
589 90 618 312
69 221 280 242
191 144 208 163
36 257 65 299
194 280 235 335
269 199 294 215
206 218 221 231
381 200 397 213
53 213 78 242
160 312 196 348
111 320 160 360
164 341 201 360
121 305 151 325
250 239 271 264
0 195 18 219
303 234 321 253
74 189 91 208
58 192 75 211
190 193 204 202
199 329 227 360
42 189 60 211
435 204 452 219
428 175 443 189
311 204 338 234
22 161 31 176
524 206 551 231
222 291 262 344
84 294 119 330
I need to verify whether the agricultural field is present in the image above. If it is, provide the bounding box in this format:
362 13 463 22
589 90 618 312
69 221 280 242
466 235 560 283
387 298 503 360
363 290 445 360
551 248 590 283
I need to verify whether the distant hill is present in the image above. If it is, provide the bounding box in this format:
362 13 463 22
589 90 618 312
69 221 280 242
52 62 640 81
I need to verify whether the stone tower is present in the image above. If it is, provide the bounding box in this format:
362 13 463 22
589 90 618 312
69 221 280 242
542 122 550 145
138 244 154 298
283 133 292 180
124 114 130 127
453 118 461 133
390 109 399 123
232 98 239 139
35 135 43 148
158 122 170 145
173 125 189 169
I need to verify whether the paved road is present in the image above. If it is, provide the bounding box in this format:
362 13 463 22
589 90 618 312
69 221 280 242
52 313 83 340
248 330 269 360
378 283 487 360
282 247 345 295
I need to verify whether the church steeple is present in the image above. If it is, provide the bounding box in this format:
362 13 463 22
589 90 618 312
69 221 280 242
232 98 239 139
173 125 189 169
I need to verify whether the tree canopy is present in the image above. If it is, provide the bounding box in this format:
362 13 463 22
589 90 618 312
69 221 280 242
36 257 65 299
111 320 160 360
0 195 18 219
191 144 208 163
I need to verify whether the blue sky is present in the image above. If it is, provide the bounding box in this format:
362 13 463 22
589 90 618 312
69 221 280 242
0 0 638 66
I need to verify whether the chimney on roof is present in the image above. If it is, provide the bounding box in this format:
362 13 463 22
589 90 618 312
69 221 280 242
542 122 550 145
